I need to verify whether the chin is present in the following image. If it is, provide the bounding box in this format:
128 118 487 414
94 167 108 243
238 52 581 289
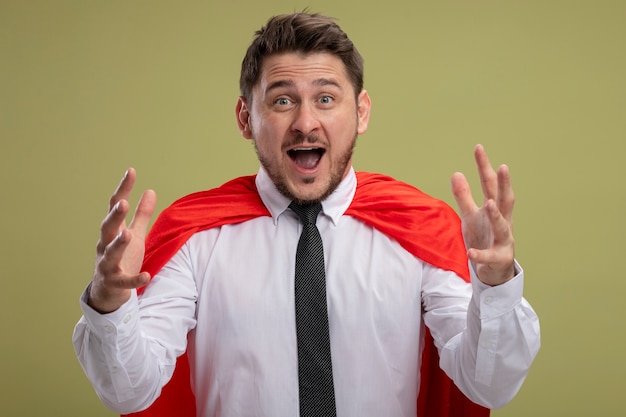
265 162 346 204
288 187 324 205
290 178 340 205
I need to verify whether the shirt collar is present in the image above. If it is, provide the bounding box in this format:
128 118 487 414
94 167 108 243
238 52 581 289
255 167 357 226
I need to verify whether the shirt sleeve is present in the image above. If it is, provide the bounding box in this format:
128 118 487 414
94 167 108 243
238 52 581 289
72 243 198 414
422 260 540 409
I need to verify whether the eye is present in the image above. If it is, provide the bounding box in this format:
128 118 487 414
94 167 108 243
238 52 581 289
275 97 292 106
318 96 334 104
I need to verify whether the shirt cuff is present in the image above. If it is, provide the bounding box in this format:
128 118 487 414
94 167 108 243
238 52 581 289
79 286 139 339
77 286 141 403
470 260 524 320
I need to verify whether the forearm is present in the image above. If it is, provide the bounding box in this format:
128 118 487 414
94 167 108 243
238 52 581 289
438 263 540 408
73 281 196 414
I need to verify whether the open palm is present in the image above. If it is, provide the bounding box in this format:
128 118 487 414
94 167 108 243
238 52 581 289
451 145 516 286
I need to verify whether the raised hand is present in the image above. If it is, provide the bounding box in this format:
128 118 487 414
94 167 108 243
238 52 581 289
87 168 156 313
451 145 515 286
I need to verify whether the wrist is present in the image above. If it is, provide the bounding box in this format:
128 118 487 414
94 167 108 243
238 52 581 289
474 262 516 287
86 282 130 314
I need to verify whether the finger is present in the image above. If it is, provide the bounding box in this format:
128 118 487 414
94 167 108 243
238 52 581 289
109 168 137 212
98 229 150 285
105 271 151 290
485 199 514 247
467 247 492 265
93 270 151 299
97 199 130 254
128 189 157 238
100 228 133 272
474 144 498 202
467 247 515 273
496 164 515 224
467 203 514 263
451 171 478 216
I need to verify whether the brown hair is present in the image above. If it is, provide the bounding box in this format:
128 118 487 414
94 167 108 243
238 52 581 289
239 12 364 102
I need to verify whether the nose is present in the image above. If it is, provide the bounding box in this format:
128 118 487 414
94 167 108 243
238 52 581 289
290 103 320 136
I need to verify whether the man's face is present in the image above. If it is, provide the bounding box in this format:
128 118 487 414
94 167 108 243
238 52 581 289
236 52 371 203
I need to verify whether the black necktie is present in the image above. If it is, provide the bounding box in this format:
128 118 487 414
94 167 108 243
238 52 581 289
289 202 337 417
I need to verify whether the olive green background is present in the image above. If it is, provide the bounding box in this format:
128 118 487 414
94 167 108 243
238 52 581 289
2 0 625 416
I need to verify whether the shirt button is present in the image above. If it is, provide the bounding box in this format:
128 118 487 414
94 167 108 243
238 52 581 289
484 296 495 305
123 314 131 324
104 324 114 333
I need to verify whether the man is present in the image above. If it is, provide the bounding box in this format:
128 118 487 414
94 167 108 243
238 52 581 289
73 12 540 417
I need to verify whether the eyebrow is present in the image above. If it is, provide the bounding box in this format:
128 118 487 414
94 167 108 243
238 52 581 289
266 78 342 93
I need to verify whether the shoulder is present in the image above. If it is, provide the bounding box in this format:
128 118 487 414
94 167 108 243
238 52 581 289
149 174 268 242
354 171 456 215
153 175 264 223
143 175 268 275
167 175 259 210
351 172 468 279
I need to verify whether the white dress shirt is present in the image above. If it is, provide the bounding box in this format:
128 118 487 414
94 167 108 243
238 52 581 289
73 167 540 416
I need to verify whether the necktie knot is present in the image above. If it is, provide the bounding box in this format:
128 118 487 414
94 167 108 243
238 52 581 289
289 201 322 225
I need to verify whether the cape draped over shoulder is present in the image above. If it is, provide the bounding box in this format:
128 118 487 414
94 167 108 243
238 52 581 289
125 172 489 417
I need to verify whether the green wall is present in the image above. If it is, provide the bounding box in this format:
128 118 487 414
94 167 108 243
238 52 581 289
2 1 625 415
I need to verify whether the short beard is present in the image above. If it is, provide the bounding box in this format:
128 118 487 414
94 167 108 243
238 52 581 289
254 134 356 205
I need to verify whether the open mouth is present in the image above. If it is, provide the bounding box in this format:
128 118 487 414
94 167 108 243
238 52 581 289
287 147 326 170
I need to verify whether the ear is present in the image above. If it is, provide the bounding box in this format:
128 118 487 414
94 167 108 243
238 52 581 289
235 96 253 139
356 90 371 135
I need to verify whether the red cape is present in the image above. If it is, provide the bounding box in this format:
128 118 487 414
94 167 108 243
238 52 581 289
126 172 489 417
